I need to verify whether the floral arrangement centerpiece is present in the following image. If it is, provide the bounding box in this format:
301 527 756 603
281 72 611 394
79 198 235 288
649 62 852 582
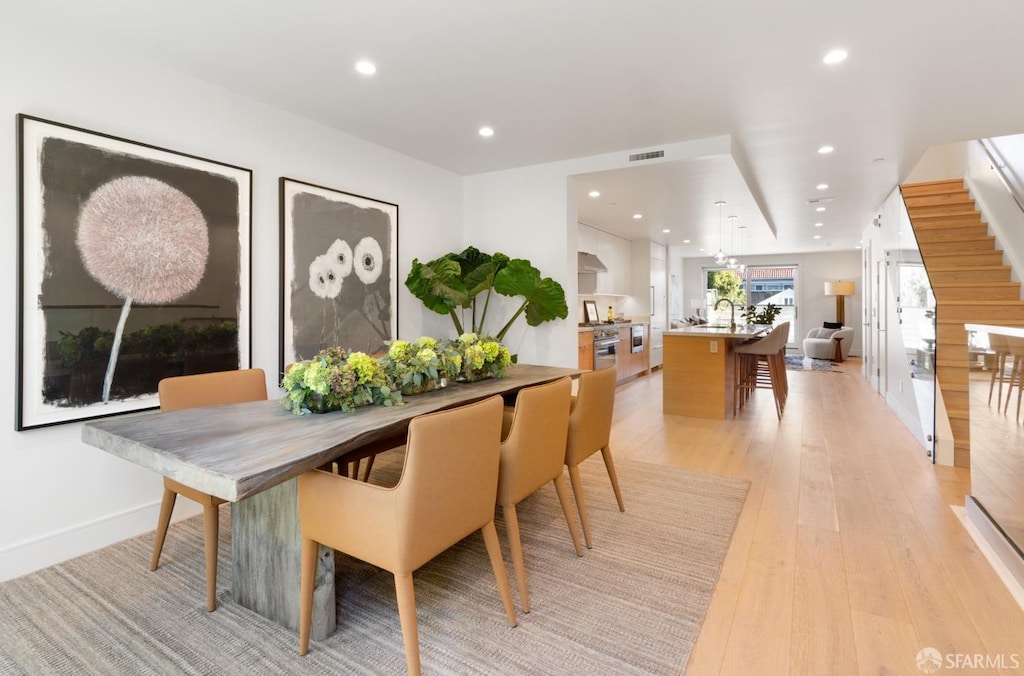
380 336 461 395
450 333 513 382
280 346 402 415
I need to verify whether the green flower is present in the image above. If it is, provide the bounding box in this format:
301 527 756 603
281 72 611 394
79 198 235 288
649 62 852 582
346 351 377 384
459 332 478 345
415 336 438 349
388 340 410 360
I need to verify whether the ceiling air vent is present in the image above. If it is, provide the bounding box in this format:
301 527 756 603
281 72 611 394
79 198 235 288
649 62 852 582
806 197 835 205
629 150 665 162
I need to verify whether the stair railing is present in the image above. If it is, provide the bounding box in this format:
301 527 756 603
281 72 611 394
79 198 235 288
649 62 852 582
978 138 1024 215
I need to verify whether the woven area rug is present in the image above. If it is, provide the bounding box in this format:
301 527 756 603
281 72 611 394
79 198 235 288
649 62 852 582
785 355 841 372
0 457 748 675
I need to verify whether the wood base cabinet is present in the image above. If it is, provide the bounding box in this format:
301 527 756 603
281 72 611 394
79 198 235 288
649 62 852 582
578 331 594 371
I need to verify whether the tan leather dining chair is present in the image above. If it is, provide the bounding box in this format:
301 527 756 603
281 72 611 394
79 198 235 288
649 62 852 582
498 376 582 613
565 366 624 549
153 368 268 612
297 395 517 675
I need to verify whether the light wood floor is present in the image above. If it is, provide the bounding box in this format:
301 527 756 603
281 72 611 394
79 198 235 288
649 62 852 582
610 360 1024 675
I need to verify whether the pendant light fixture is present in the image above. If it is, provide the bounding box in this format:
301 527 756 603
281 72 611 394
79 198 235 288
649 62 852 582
712 200 728 265
726 214 739 269
737 223 747 274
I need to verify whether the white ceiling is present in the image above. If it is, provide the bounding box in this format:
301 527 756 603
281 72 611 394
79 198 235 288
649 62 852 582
11 1 1024 256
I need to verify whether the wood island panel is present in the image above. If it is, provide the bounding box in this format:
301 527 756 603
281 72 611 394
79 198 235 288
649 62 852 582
662 326 768 419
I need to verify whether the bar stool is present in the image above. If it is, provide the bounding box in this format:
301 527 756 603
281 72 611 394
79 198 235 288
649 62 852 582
733 323 787 420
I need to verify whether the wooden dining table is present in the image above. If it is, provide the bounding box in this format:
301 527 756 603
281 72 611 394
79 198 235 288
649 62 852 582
80 364 579 640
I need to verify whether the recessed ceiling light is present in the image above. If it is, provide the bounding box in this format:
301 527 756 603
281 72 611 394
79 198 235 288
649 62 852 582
815 206 826 212
478 126 494 138
698 247 704 252
713 200 726 207
818 145 834 154
855 245 862 249
662 229 671 233
813 235 822 239
355 60 377 75
823 49 848 65
727 215 738 221
588 190 600 198
633 213 643 219
683 239 691 244
816 183 829 190
815 222 824 227
873 157 885 163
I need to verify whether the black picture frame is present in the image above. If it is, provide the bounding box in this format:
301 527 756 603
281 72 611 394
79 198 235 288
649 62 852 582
279 177 398 375
17 114 252 430
584 300 600 324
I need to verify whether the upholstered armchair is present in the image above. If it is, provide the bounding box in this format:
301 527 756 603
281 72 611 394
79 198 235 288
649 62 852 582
802 326 855 361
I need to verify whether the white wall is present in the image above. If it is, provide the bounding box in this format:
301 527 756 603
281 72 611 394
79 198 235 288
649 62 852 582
0 18 464 579
678 250 862 352
966 137 1024 290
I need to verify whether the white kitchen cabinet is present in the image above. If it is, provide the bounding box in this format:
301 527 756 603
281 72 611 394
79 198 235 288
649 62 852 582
577 222 631 296
595 229 631 295
577 222 597 256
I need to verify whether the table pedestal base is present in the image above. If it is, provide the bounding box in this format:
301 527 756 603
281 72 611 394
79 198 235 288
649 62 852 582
232 478 336 640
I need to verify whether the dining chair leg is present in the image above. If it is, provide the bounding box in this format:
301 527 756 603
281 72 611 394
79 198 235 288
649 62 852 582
600 446 625 512
150 487 177 571
480 521 518 628
1005 360 1021 415
553 475 583 556
502 504 530 613
203 504 219 612
394 572 421 676
298 537 318 655
361 455 375 482
567 464 593 549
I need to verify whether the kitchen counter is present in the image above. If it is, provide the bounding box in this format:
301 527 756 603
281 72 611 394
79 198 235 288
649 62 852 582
662 324 770 419
665 324 768 339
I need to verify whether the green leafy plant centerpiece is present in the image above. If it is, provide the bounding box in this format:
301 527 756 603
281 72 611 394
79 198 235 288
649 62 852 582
405 246 568 342
742 303 783 326
280 347 402 414
380 336 461 395
451 332 513 382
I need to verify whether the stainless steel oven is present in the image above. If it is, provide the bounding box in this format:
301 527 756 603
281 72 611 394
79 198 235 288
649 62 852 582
631 324 644 353
593 326 619 371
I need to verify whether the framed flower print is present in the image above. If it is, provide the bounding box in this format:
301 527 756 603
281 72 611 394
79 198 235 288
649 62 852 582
16 114 251 430
279 178 398 376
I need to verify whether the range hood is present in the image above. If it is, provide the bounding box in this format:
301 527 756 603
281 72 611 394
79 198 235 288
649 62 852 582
577 251 608 272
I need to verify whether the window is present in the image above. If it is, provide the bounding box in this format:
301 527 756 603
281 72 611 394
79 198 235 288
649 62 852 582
703 265 799 341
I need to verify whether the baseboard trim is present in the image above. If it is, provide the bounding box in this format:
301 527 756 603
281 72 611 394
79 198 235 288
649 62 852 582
0 499 202 582
957 497 1024 611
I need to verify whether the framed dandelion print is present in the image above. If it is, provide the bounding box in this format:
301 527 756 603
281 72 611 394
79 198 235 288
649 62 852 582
279 177 398 374
17 114 252 430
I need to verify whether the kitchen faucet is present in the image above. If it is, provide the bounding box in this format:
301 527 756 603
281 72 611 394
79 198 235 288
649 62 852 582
714 297 738 332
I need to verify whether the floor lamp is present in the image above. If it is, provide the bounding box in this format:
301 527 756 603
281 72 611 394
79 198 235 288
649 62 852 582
824 281 855 326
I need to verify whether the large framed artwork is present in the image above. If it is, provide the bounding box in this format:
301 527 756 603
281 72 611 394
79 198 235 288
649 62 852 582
280 178 398 374
17 115 252 430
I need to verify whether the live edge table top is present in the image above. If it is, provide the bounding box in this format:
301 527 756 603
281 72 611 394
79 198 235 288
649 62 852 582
81 364 580 503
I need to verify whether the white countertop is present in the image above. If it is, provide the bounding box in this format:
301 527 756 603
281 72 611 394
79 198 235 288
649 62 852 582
665 324 770 340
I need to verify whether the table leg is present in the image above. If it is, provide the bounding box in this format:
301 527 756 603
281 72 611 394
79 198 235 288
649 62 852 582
232 478 336 640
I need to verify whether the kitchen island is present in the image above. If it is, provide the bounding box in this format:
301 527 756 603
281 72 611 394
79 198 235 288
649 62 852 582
663 324 769 419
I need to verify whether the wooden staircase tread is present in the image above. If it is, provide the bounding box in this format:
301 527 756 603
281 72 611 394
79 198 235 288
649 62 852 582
927 280 1018 287
901 179 966 189
937 300 1024 305
924 265 1010 272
